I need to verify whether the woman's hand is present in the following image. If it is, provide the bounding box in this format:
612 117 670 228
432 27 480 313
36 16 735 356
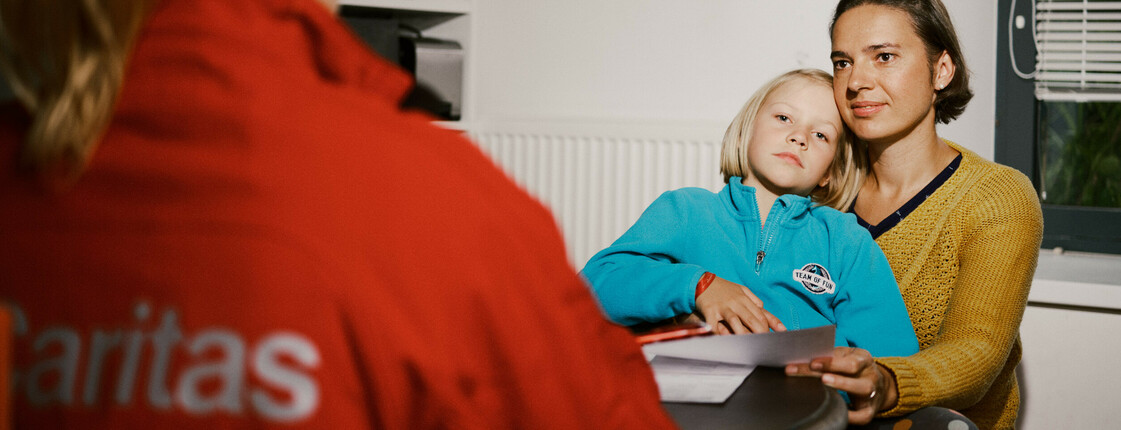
694 276 786 335
785 347 897 425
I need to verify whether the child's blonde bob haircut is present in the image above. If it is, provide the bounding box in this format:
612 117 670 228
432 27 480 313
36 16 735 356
719 68 866 211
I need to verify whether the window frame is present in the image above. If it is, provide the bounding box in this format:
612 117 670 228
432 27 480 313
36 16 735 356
996 0 1121 255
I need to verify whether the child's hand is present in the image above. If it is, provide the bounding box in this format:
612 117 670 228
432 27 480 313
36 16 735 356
694 276 786 335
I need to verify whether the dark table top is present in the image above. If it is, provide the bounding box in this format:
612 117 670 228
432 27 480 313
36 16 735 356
662 366 848 430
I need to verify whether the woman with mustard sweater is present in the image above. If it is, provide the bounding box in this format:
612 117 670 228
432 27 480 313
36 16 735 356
786 1 1044 429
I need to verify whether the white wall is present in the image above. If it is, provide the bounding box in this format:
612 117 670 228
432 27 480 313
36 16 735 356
939 0 997 160
471 0 997 158
1019 304 1121 429
1017 253 1121 429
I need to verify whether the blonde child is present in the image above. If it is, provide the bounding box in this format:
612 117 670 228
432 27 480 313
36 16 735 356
580 69 918 356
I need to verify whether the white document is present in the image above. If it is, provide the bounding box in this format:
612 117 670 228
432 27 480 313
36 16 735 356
649 355 755 403
641 325 835 367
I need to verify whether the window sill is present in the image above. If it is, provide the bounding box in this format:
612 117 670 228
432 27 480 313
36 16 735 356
1028 249 1121 311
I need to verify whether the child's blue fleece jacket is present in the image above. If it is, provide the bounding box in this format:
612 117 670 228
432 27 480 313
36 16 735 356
580 178 919 357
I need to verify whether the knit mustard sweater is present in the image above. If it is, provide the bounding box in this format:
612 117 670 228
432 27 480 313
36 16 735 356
872 142 1043 430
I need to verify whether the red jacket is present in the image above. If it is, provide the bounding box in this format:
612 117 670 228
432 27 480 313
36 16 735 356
0 0 675 428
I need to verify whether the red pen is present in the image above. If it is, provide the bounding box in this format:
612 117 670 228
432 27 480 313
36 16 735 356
634 321 714 345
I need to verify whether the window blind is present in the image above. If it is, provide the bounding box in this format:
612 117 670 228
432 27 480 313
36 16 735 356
1035 0 1121 101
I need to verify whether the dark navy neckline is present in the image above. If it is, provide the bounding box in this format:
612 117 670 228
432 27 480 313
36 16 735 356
851 154 963 239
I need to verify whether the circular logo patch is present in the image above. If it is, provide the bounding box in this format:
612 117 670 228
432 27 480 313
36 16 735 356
792 263 835 295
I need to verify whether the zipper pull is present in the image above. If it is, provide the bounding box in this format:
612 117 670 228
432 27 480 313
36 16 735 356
756 251 765 265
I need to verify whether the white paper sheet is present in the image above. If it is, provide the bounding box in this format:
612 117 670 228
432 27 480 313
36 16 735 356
649 355 755 403
641 325 835 367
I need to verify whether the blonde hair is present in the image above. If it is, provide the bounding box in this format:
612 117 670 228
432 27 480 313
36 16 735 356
719 68 867 211
0 0 152 175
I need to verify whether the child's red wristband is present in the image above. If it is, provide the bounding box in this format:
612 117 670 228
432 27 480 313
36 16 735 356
695 272 716 299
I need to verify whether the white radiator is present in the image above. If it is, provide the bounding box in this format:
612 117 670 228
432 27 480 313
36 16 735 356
469 129 724 269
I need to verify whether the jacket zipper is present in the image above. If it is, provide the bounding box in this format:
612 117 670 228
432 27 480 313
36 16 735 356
755 202 786 274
